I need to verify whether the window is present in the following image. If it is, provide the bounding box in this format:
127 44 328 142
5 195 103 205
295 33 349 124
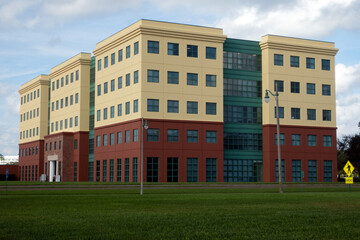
103 108 108 120
95 161 100 182
307 83 315 94
323 135 332 147
74 162 78 182
167 100 179 113
206 158 217 182
111 53 115 65
168 43 179 56
147 70 159 83
187 158 198 182
56 100 59 110
274 107 284 119
117 158 121 182
69 118 73 128
98 59 102 71
307 109 316 120
133 99 138 113
102 160 107 182
308 160 317 182
134 70 139 84
88 162 93 182
134 42 139 55
187 101 198 114
118 77 123 89
70 95 73 105
290 56 299 67
104 82 108 94
322 84 331 96
167 129 179 142
104 56 108 68
306 57 315 69
125 130 130 143
126 45 130 58
60 99 64 108
224 159 259 182
65 75 69 85
117 132 122 144
206 131 217 143
291 82 300 93
322 59 330 70
75 93 79 104
111 79 115 91
133 129 138 142
110 106 115 118
291 108 300 119
125 102 130 115
292 160 302 182
187 73 198 86
167 158 178 182
167 71 179 84
323 110 331 121
274 54 283 66
124 158 129 182
126 73 130 86
291 134 301 146
117 104 122 116
65 97 68 107
103 134 108 146
224 78 261 97
110 159 114 182
65 119 68 129
187 130 198 143
147 99 159 112
147 129 159 142
206 74 216 87
118 49 123 62
147 157 158 182
187 45 198 58
206 47 216 59
206 102 216 115
76 70 79 80
97 110 101 121
308 135 317 146
61 77 64 87
133 157 138 182
324 160 333 182
275 159 285 182
74 139 78 150
52 102 54 111
148 40 159 54
275 133 285 145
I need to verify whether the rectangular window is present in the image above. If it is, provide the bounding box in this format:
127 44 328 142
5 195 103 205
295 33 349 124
291 108 300 119
111 79 115 91
117 132 122 144
187 130 198 143
308 160 317 182
76 70 79 80
167 100 179 113
133 99 138 113
167 71 179 84
74 139 78 150
117 158 121 182
118 76 123 89
187 45 198 58
167 158 178 182
75 93 79 104
275 133 285 145
61 77 64 87
187 101 198 114
69 118 73 128
110 106 115 118
147 99 159 112
60 120 63 130
322 84 331 96
167 129 179 142
118 49 123 62
97 110 101 121
126 73 130 86
111 53 115 65
323 110 331 121
56 100 59 110
125 102 130 115
133 129 138 142
291 134 301 146
306 57 315 69
103 134 108 146
168 43 179 56
206 131 217 143
290 56 299 67
104 56 108 68
52 82 55 91
147 157 158 182
70 95 73 105
134 42 139 55
98 59 102 71
102 160 107 182
103 108 108 120
291 82 300 93
274 107 284 119
65 75 69 85
322 59 330 70
292 160 302 182
206 102 216 115
110 133 114 145
60 99 64 108
324 160 333 182
126 45 130 58
187 158 198 182
125 130 130 143
307 109 316 120
65 97 68 107
65 119 68 129
147 128 159 142
104 82 108 94
125 158 129 182
147 70 159 83
133 157 138 182
307 83 315 94
206 47 216 59
307 135 317 146
187 73 198 86
74 162 78 182
148 40 159 54
275 159 285 182
323 135 332 147
109 159 114 182
117 104 122 116
88 162 94 182
206 74 216 87
274 54 283 66
134 70 139 84
206 158 217 182
96 160 100 182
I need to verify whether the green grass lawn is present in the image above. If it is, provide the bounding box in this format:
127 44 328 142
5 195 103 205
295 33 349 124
0 187 359 240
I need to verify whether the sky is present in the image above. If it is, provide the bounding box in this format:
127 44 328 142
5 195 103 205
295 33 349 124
1 0 360 155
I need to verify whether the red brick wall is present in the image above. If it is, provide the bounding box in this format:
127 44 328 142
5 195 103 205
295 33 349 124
18 140 44 181
0 165 19 180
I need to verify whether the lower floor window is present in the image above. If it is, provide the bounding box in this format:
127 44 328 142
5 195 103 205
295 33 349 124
275 159 285 182
206 158 217 182
308 160 317 182
292 160 301 182
187 158 198 182
324 160 333 182
167 157 178 182
224 159 261 182
147 157 158 182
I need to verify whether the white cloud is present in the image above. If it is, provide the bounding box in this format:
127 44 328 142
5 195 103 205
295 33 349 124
335 63 360 94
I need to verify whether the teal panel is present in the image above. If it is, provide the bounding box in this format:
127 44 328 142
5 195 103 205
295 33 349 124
224 69 261 80
224 96 262 107
224 124 262 133
224 38 261 54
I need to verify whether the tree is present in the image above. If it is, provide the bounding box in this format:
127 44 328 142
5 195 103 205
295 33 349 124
337 134 360 176
347 134 360 175
0 154 3 161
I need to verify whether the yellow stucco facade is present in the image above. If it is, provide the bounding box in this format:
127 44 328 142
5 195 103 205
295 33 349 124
19 75 50 144
49 53 91 134
260 35 338 128
93 20 226 128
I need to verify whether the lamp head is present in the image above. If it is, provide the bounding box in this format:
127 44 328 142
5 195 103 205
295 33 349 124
264 91 270 103
144 120 148 130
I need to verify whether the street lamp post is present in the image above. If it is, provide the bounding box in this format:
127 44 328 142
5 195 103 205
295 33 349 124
140 117 148 195
264 85 283 194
